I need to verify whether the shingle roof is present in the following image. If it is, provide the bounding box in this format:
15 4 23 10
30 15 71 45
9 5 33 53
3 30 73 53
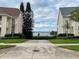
60 7 79 16
0 7 20 18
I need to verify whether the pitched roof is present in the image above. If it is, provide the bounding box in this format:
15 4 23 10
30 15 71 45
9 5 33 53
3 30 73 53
60 7 79 16
0 7 20 18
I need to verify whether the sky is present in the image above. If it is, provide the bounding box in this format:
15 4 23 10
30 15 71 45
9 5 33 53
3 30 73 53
0 0 79 32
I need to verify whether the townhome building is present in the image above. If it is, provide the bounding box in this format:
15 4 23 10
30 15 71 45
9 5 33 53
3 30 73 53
0 7 22 37
57 7 79 36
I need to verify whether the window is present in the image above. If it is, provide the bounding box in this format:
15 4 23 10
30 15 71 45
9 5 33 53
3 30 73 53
0 28 1 36
11 19 15 34
78 26 79 34
0 16 2 25
6 27 9 34
0 16 2 20
7 17 11 24
71 26 73 34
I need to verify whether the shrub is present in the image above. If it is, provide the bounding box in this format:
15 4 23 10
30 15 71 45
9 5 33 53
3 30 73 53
5 33 22 39
66 36 79 39
58 33 74 37
32 36 56 39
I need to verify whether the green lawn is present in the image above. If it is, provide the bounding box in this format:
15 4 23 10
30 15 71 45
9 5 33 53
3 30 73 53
0 39 27 43
50 39 79 44
0 45 15 49
60 46 79 51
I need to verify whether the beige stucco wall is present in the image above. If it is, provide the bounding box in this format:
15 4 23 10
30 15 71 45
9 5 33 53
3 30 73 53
62 17 79 36
74 21 79 36
0 13 23 37
57 10 79 36
6 17 12 34
1 16 7 37
15 13 23 34
57 11 64 34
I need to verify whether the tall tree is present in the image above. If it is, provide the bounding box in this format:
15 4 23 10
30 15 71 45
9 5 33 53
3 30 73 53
20 2 25 38
26 2 32 12
50 31 57 35
64 20 70 37
23 2 33 39
20 2 24 13
69 9 79 36
70 9 79 22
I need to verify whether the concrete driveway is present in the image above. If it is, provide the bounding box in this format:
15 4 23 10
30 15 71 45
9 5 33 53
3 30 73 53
0 40 79 59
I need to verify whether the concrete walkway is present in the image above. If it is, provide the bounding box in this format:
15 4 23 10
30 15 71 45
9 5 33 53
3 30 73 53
0 40 79 59
55 44 79 46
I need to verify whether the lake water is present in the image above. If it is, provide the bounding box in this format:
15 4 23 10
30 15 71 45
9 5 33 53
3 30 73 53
33 32 51 36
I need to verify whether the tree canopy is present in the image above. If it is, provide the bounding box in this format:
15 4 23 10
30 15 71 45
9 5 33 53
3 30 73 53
20 2 33 39
20 2 24 13
26 2 32 12
70 9 79 22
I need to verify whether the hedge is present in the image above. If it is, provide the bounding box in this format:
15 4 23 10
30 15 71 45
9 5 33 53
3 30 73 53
4 33 22 39
58 33 74 37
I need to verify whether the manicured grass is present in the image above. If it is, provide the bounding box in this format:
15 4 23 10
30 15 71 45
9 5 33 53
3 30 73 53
0 39 27 43
60 46 79 51
0 45 15 49
50 39 79 44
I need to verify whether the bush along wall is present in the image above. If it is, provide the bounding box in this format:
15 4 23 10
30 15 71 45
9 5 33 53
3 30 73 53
57 33 79 39
32 36 56 39
4 33 22 39
58 33 74 37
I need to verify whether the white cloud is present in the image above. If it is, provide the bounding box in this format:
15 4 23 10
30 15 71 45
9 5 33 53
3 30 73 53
21 0 35 4
56 0 79 9
34 7 56 19
34 24 50 28
0 0 57 32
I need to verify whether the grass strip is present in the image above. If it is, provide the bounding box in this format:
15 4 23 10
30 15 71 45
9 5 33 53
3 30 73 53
0 39 27 43
59 46 79 51
0 45 15 49
50 39 79 44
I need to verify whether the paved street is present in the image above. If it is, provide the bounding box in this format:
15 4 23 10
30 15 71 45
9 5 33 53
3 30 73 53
0 40 79 59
